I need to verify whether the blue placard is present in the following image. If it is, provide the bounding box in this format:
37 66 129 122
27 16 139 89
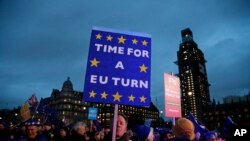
83 27 151 107
88 107 98 120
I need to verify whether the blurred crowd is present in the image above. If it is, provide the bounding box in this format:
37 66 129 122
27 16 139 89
0 112 229 141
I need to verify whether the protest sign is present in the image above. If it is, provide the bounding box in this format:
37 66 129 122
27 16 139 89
83 27 151 107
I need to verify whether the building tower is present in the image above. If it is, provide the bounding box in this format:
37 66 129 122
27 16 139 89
177 28 211 121
50 77 86 124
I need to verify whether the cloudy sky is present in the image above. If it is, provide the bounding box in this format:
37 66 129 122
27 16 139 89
1 0 250 112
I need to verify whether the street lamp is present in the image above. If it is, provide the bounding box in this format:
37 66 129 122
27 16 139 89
188 91 192 96
159 110 164 127
160 110 163 118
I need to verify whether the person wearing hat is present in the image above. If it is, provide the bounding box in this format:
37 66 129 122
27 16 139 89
169 118 195 141
133 125 154 141
21 118 48 141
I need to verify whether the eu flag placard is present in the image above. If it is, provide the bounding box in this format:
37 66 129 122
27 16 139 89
83 27 151 107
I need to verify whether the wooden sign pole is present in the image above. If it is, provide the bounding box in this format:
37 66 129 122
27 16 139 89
112 104 119 141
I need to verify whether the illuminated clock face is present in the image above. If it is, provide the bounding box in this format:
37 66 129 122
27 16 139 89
183 34 193 42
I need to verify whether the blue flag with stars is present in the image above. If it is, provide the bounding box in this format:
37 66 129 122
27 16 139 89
83 27 151 107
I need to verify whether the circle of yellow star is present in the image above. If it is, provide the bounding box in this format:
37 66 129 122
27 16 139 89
106 35 113 41
113 92 122 102
89 90 96 98
128 94 135 102
96 33 102 40
101 92 108 99
118 36 126 44
90 58 100 67
140 96 146 103
142 40 148 46
139 64 148 73
132 38 138 45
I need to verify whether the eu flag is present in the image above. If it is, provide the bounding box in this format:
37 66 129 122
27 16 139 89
83 27 151 107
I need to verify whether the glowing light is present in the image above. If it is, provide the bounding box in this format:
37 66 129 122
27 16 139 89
188 92 192 96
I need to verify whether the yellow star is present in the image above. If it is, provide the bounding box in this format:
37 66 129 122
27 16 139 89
118 36 126 44
140 96 146 103
106 35 113 41
101 92 108 99
96 33 102 40
128 94 135 102
90 58 100 67
142 40 148 46
132 38 138 45
113 92 122 102
139 64 148 73
89 90 96 98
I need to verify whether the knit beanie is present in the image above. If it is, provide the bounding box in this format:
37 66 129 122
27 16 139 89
133 125 151 141
25 118 41 126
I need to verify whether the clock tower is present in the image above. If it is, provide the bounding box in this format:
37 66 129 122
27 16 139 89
177 28 211 121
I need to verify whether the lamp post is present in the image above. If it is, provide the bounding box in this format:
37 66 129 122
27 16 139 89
159 110 164 127
160 110 163 117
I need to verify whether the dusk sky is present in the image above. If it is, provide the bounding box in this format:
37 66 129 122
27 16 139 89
1 0 250 114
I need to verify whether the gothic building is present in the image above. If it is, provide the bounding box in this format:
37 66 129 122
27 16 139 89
177 28 211 121
203 93 250 130
48 77 159 125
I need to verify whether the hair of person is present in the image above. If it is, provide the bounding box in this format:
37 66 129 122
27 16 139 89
72 121 86 131
118 112 128 125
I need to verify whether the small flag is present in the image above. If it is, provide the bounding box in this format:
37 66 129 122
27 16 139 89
20 102 31 121
37 98 58 117
221 116 236 139
187 113 206 136
28 94 38 107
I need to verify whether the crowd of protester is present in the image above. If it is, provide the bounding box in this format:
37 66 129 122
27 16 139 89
0 112 230 141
